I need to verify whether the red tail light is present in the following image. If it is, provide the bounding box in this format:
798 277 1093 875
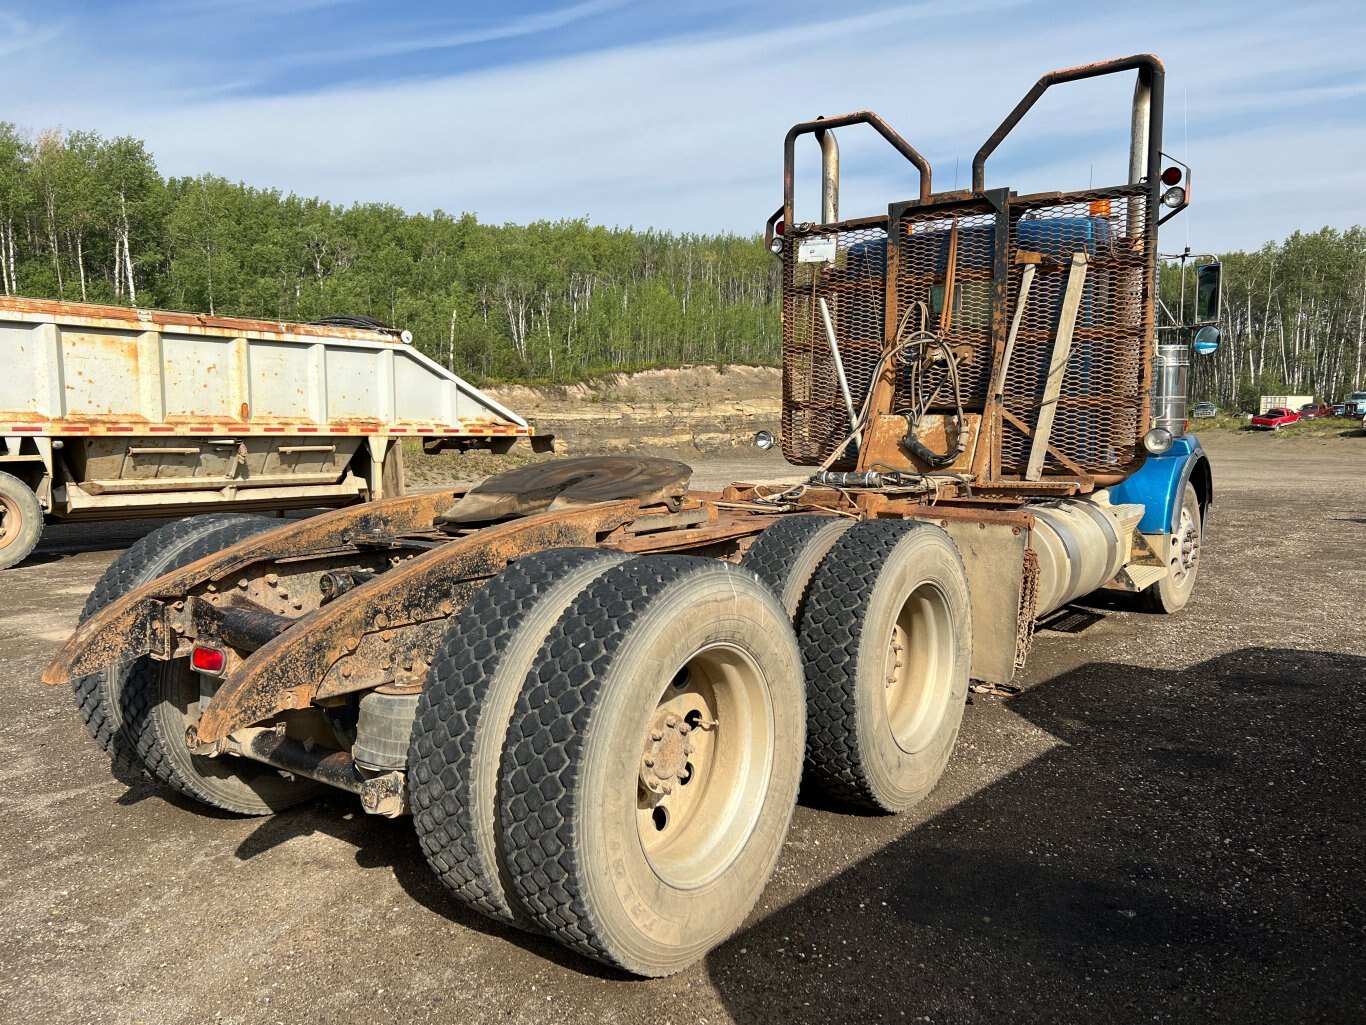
190 645 226 675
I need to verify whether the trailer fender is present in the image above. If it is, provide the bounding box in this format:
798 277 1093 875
1108 435 1211 536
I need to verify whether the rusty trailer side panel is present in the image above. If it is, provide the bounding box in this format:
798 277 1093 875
0 295 529 437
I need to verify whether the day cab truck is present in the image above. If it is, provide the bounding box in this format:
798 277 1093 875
44 54 1215 977
0 300 543 568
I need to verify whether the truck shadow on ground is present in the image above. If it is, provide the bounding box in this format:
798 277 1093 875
209 645 1365 1006
705 646 1366 1024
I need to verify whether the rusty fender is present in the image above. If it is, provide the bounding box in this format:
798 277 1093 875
187 501 640 748
41 489 459 688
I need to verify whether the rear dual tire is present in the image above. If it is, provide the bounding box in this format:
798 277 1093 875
797 520 973 812
78 514 322 815
413 555 805 977
76 514 272 778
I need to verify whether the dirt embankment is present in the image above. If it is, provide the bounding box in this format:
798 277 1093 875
484 365 781 458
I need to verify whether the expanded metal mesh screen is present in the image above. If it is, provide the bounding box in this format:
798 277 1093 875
891 203 998 414
780 184 1152 479
781 224 887 468
999 189 1150 477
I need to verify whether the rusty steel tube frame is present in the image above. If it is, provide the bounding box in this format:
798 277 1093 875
783 111 932 228
41 488 460 687
971 54 1165 199
186 500 641 747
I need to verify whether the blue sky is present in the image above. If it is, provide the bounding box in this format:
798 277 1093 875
2 0 1363 251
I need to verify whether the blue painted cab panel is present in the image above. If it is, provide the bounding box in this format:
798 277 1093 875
1109 434 1207 535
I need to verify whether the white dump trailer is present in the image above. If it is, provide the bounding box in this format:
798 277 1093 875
0 296 545 568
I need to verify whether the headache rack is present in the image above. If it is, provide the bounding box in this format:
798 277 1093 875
771 54 1177 492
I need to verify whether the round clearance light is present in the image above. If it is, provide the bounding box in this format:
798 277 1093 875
754 429 776 451
767 236 784 254
1193 325 1221 356
1162 186 1187 209
1143 427 1174 455
1161 165 1184 186
400 329 414 345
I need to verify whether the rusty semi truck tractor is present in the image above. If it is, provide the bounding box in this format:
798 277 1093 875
44 54 1212 978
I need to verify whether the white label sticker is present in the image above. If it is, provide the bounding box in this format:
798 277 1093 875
796 236 837 263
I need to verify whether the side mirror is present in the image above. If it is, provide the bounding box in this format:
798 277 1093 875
1193 325 1221 356
1195 262 1221 325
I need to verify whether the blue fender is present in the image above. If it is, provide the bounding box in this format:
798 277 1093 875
1108 435 1212 535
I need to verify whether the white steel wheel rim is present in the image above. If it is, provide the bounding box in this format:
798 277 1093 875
883 581 955 753
636 643 773 891
0 491 20 550
1170 503 1200 587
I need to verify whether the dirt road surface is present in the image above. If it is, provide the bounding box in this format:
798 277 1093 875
1 432 1363 1024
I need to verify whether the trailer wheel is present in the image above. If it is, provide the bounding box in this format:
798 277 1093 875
120 519 324 814
740 514 851 622
1140 483 1202 614
410 546 628 928
499 558 804 976
0 470 42 570
800 520 972 813
74 514 271 777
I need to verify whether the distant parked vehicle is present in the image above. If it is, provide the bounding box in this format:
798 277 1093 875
1298 402 1334 419
1190 401 1218 419
1332 404 1347 416
1250 407 1300 430
1345 392 1366 416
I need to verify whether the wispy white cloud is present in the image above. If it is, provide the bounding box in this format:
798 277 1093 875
0 0 1359 251
288 0 635 65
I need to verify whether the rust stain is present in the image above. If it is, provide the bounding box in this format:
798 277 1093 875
41 488 460 687
190 500 639 744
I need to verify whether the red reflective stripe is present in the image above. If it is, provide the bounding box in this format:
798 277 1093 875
263 427 287 433
149 426 176 433
12 426 42 432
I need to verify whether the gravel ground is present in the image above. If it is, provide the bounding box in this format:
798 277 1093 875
0 431 1362 1025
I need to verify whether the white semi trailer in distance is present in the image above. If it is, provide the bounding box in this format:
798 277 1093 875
0 296 545 568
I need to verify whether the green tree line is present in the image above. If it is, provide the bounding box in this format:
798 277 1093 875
0 125 1360 399
0 124 780 382
1165 227 1366 409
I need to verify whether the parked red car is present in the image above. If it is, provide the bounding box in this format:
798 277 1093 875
1298 402 1334 419
1251 407 1300 430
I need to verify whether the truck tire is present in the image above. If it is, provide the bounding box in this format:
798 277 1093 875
120 518 324 815
1140 483 1202 614
0 470 43 570
799 520 972 813
75 513 271 777
740 514 851 622
410 547 629 929
499 557 805 976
